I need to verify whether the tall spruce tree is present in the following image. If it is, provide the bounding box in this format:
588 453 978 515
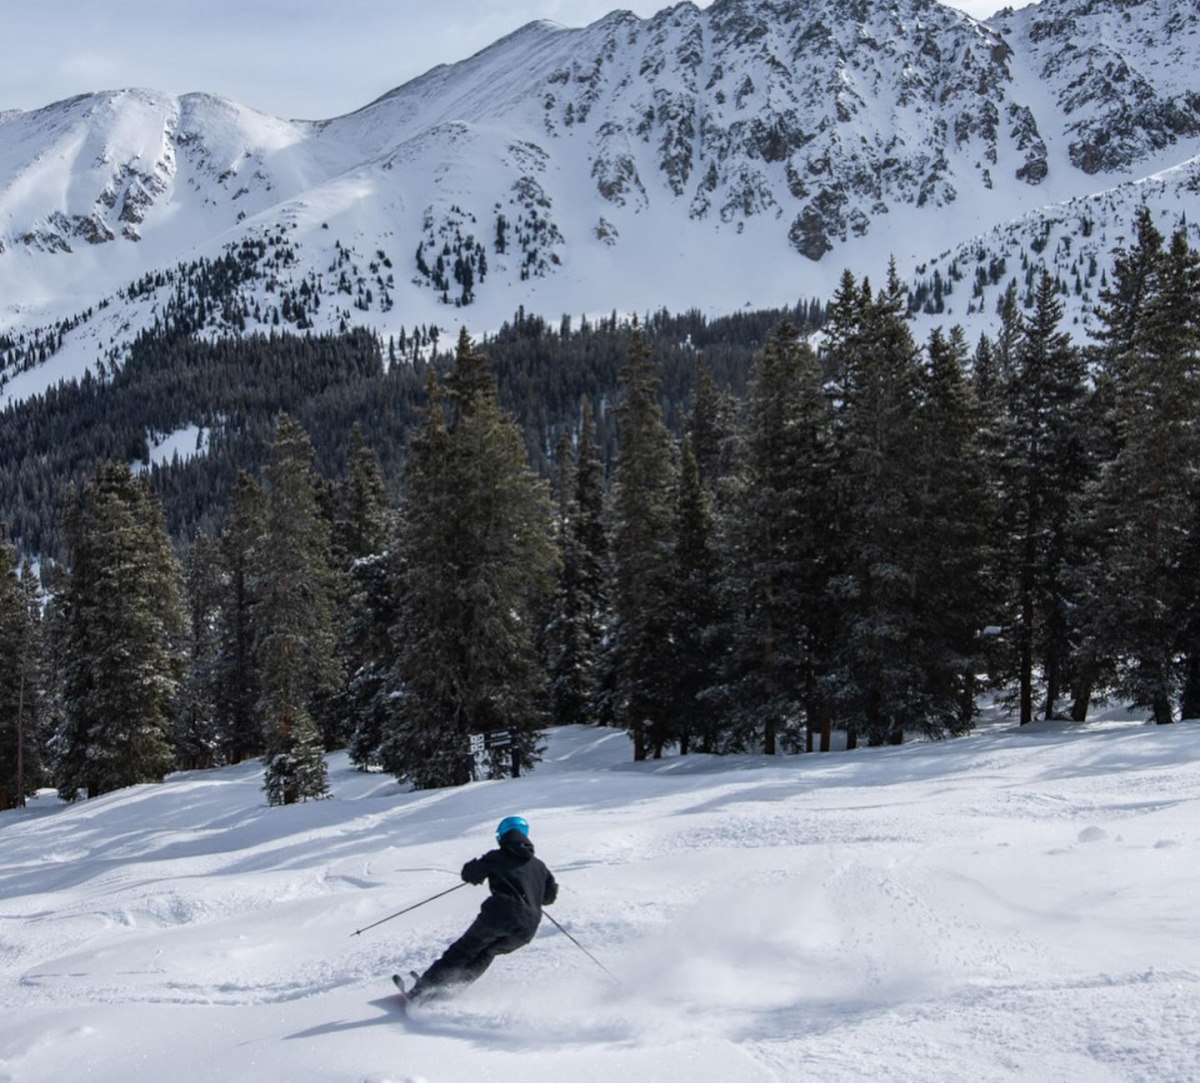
1087 224 1200 723
342 428 399 769
0 543 42 809
725 322 833 754
606 326 677 759
829 266 928 746
545 399 609 728
255 414 340 805
998 270 1089 723
215 472 264 764
914 326 992 734
666 435 724 753
56 462 183 799
384 330 557 787
174 531 224 769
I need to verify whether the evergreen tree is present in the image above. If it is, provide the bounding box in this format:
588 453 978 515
384 330 557 788
997 270 1089 723
687 361 737 491
0 543 42 809
342 427 399 769
666 435 724 753
56 462 184 799
545 399 609 728
255 414 340 805
1088 225 1200 723
606 326 677 759
828 266 928 746
915 327 992 734
724 322 833 753
174 531 224 769
215 472 264 764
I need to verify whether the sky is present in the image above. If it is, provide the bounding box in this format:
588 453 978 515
3 0 1021 121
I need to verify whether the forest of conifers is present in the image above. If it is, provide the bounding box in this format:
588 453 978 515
0 208 1196 809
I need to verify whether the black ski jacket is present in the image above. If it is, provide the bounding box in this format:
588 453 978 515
461 831 558 941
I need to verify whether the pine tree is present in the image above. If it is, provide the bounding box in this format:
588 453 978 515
687 361 737 491
255 414 340 805
724 322 833 753
56 462 184 799
914 327 992 735
545 399 609 728
215 472 264 764
665 436 724 753
997 270 1089 723
1088 225 1200 723
828 266 928 746
384 330 557 788
606 326 677 760
342 427 398 770
174 531 224 770
0 542 42 809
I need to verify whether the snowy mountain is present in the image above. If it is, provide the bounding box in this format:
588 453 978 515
1 0 1198 403
2 720 1198 1082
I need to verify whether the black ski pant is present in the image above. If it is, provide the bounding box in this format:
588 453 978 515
412 909 532 1000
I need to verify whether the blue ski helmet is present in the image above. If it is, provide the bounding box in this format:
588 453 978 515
496 815 529 842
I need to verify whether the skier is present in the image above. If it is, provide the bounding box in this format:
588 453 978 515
399 815 558 1003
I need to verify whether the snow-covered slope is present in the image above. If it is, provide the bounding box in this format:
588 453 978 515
1 720 1198 1082
1 0 1197 403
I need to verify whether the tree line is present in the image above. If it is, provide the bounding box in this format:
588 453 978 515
1 210 1196 809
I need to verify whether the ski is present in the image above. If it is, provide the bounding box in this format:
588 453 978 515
390 973 410 1013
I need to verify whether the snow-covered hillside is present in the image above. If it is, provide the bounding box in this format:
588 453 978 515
2 720 1198 1082
1 0 1197 404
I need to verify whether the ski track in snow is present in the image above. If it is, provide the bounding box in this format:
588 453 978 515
1 720 1198 1082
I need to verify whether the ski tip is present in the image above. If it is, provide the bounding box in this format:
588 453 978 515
391 973 406 993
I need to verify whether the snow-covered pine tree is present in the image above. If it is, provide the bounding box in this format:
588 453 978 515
384 330 557 788
606 326 677 760
255 414 340 805
56 462 183 800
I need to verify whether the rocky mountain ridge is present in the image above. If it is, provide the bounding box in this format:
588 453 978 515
1 0 1197 400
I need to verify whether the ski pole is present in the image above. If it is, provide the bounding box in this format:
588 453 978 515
542 910 623 987
350 881 468 937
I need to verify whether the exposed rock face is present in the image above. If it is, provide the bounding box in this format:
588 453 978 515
0 0 1196 366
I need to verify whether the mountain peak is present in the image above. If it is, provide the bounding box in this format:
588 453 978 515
1 0 1197 402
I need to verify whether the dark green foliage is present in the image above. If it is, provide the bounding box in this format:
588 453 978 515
605 327 678 759
827 269 933 746
214 473 265 764
722 322 834 753
1084 217 1200 724
0 546 43 808
913 327 992 736
340 428 399 770
545 399 609 728
996 271 1089 724
256 415 340 805
384 332 558 788
664 436 724 754
55 462 184 799
174 531 225 770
